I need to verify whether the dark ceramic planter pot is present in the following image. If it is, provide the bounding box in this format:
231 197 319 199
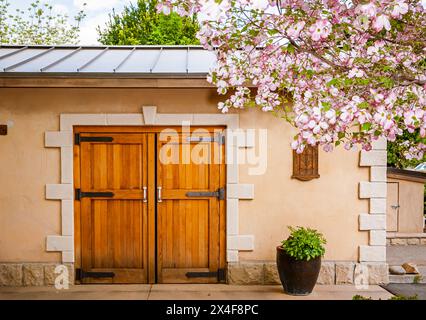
276 246 321 296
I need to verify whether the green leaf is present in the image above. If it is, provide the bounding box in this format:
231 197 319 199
326 78 339 87
361 123 372 131
281 226 326 261
267 29 279 36
358 101 370 109
321 101 331 111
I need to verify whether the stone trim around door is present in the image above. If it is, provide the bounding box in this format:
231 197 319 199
357 137 389 284
44 106 255 264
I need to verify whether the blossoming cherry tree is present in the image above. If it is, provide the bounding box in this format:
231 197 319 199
157 0 426 160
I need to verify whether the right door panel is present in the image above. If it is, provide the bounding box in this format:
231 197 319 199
156 131 225 283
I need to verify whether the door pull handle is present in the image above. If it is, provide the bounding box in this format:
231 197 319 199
143 186 147 203
157 186 162 203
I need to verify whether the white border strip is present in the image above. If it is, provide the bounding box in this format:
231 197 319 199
45 106 255 263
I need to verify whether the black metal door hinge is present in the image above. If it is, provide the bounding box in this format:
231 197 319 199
185 269 226 282
75 133 114 145
186 187 225 200
75 188 114 200
76 268 115 281
186 133 225 145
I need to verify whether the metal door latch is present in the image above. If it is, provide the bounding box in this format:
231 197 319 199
185 269 225 281
76 269 115 280
186 188 225 200
74 133 114 145
75 189 114 200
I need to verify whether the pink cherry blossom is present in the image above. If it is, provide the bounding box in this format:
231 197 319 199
356 2 378 18
391 1 409 18
309 19 332 41
348 68 365 78
372 15 391 32
287 21 305 39
158 0 426 159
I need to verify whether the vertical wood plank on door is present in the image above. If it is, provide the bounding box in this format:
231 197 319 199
219 142 226 270
209 142 220 278
73 143 81 275
80 142 92 274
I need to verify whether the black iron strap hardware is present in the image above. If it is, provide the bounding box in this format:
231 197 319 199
186 188 225 200
76 268 115 280
185 269 225 281
75 189 114 200
186 134 225 145
75 133 114 145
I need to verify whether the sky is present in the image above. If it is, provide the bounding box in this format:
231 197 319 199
9 0 133 44
9 0 426 45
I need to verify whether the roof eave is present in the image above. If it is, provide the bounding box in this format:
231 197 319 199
387 167 426 183
0 72 209 79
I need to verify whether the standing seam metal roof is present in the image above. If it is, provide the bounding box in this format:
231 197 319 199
0 45 217 76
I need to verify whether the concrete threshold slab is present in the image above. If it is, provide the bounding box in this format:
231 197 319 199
0 284 393 300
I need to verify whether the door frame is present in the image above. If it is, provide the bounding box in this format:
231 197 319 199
44 109 255 281
73 126 226 284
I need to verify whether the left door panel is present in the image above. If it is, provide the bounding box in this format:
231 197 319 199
77 133 148 284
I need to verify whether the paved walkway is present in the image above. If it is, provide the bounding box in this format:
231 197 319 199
383 284 426 299
387 245 426 265
0 284 393 300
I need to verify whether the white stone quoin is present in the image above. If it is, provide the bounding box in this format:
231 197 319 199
359 214 386 230
358 137 387 265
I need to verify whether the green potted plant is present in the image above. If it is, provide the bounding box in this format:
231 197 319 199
277 226 326 295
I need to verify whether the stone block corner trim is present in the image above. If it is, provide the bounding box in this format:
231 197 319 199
46 235 73 252
359 182 387 199
357 136 387 265
227 235 255 251
359 245 386 262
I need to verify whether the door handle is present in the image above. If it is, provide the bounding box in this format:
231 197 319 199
157 186 162 203
143 186 147 203
391 205 400 209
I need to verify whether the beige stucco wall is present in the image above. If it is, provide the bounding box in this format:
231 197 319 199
0 87 368 263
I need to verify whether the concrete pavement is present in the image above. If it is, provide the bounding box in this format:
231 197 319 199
387 245 426 265
382 284 426 300
0 284 393 300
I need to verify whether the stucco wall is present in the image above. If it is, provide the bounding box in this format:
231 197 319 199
0 87 368 263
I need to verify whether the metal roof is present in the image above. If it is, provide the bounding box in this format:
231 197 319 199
0 45 217 77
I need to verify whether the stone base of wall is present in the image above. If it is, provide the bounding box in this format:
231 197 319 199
387 233 426 246
0 263 74 287
227 261 389 285
1 261 389 286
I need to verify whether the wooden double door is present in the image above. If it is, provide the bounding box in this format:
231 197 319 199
74 127 226 284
